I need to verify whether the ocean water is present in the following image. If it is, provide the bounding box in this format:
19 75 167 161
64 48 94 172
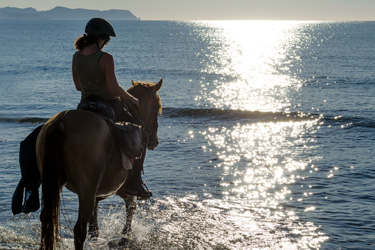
0 20 374 249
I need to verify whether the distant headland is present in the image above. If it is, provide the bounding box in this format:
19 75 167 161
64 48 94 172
0 6 139 20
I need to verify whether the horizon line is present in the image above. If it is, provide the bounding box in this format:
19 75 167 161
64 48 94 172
2 6 374 22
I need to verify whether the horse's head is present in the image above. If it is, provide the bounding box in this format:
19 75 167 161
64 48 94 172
128 79 163 150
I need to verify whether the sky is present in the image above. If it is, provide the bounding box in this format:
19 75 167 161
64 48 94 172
1 0 375 21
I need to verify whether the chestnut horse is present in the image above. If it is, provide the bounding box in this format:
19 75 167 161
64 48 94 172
36 79 162 250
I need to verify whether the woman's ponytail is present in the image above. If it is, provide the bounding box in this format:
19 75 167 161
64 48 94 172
74 34 96 50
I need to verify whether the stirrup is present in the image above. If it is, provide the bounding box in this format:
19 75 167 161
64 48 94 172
136 182 153 201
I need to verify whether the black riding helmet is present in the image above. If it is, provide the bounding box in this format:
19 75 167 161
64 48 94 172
85 18 116 37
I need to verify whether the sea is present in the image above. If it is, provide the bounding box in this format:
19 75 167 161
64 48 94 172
0 20 374 250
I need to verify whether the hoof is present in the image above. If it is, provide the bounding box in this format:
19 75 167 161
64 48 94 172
118 237 129 246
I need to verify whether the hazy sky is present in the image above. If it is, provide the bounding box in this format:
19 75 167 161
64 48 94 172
1 0 375 21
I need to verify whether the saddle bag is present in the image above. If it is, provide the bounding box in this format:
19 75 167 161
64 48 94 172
105 121 143 160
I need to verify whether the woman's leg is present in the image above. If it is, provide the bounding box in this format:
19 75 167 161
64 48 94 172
124 148 152 200
110 100 152 200
12 125 43 214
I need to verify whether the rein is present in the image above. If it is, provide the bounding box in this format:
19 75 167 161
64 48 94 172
132 85 159 139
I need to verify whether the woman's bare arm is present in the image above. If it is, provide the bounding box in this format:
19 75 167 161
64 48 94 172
72 59 82 91
100 52 139 105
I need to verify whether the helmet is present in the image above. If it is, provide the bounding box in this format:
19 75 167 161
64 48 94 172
85 18 116 37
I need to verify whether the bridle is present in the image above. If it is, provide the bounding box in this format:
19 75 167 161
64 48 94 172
133 85 160 142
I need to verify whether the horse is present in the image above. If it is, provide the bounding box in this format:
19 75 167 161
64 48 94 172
36 79 162 250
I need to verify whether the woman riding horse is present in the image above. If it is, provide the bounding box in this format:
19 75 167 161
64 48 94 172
12 19 153 214
72 18 152 200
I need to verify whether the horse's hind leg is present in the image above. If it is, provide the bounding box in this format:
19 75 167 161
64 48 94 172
74 195 96 250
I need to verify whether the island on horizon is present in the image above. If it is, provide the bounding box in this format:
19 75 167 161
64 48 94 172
0 6 139 20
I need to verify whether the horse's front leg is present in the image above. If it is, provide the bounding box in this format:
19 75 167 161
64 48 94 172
123 195 136 235
116 183 137 246
112 195 136 246
88 198 101 239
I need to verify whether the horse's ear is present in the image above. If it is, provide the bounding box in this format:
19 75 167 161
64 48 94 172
154 78 163 92
131 80 136 86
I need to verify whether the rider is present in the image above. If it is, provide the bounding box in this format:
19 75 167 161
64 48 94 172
12 18 152 215
72 18 152 200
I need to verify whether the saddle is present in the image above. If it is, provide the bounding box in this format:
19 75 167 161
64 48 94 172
77 98 116 120
77 98 143 162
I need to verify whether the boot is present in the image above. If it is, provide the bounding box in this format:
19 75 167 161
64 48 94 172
124 150 152 200
12 180 40 214
12 125 43 215
125 178 153 200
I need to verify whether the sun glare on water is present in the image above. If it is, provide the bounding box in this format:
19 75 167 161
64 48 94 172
190 20 328 248
195 20 315 112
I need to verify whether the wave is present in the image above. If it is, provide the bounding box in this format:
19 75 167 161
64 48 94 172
0 116 48 124
162 108 375 128
0 108 317 125
1 108 374 129
161 107 319 122
323 115 375 129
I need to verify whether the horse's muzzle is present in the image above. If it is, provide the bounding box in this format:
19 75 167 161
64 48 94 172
148 133 159 150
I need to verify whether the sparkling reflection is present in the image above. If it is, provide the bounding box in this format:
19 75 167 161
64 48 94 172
189 20 328 249
196 119 327 249
195 21 316 112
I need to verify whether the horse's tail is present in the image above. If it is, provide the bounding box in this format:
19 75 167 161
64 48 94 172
40 120 65 250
